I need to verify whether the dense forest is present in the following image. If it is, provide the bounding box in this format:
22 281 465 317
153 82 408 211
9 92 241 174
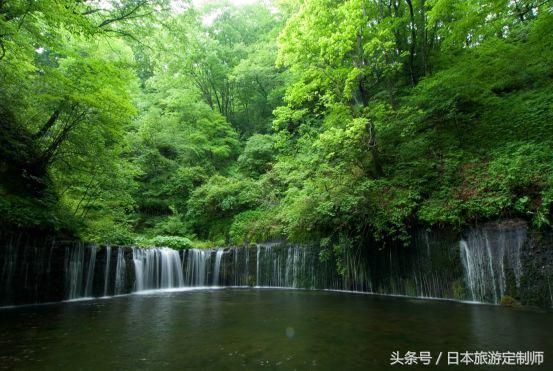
1 0 552 252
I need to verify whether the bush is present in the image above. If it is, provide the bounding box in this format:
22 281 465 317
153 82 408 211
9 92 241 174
229 209 280 244
140 235 194 249
237 134 274 177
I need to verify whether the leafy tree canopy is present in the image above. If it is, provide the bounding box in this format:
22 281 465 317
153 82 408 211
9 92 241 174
1 0 552 249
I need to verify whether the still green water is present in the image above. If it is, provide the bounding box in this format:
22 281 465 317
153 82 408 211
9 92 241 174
0 288 550 370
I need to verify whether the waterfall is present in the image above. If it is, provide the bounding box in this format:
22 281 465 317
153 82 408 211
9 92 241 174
244 247 250 286
3 220 550 307
84 246 97 297
256 245 260 286
180 246 306 288
212 249 224 286
342 247 371 292
460 224 526 303
132 248 184 291
66 244 85 299
233 248 239 285
64 244 99 299
133 248 144 291
114 247 126 295
255 244 327 288
184 249 211 286
103 245 111 296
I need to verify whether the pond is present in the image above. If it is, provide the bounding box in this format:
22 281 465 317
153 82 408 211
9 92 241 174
0 288 550 370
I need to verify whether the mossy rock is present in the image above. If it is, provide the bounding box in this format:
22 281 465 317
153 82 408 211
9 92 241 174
500 295 521 307
452 279 467 300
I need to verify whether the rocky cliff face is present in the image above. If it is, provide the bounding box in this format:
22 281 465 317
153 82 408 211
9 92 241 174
520 229 553 308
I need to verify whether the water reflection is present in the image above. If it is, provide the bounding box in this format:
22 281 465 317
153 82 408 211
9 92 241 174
0 289 550 370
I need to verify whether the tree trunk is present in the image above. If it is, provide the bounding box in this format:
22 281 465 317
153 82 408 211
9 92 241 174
405 0 418 86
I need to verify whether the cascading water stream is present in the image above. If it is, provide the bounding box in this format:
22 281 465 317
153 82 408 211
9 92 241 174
59 244 381 299
3 221 550 307
212 249 224 286
114 247 126 295
84 246 97 297
66 244 85 300
103 245 111 296
256 245 260 286
132 248 184 291
460 225 525 303
184 249 210 286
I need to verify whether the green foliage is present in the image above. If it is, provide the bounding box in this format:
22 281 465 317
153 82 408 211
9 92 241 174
83 218 136 246
2 0 553 251
238 134 275 177
0 191 74 232
262 0 553 244
187 175 265 240
229 209 281 245
137 235 194 249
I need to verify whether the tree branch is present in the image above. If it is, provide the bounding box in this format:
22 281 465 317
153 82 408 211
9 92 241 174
98 1 150 28
33 109 61 139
